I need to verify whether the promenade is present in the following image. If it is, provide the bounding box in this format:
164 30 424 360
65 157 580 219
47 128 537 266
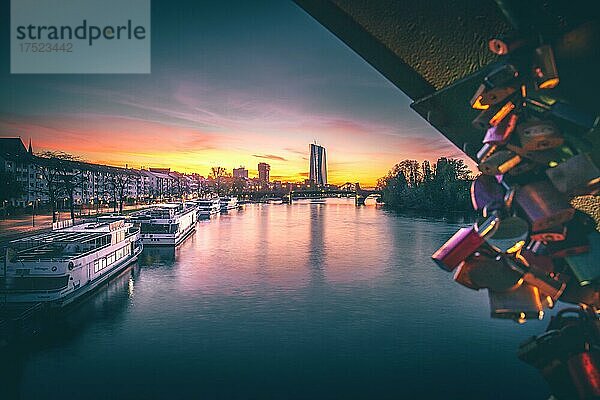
0 204 149 244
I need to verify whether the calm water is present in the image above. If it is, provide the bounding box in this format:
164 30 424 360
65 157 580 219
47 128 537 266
3 199 550 399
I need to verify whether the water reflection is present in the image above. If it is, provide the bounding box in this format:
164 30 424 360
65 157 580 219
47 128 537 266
139 246 176 266
308 204 325 285
4 199 551 399
1 265 139 399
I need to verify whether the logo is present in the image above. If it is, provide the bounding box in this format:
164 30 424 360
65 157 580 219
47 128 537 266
11 0 151 74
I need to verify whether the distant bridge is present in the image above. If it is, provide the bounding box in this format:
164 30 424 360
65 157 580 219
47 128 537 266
240 182 381 206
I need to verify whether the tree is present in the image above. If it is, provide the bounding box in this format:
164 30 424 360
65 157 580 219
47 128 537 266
211 167 230 196
377 163 409 209
378 158 473 212
110 169 135 214
231 177 247 195
37 151 83 223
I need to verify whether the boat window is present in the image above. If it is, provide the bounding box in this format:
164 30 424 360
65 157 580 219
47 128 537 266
140 223 170 234
1 275 69 291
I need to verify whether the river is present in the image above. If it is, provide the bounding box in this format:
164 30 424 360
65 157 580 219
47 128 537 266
2 199 549 399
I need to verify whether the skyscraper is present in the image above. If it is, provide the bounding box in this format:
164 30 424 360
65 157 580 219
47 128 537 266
258 162 270 182
233 166 248 179
309 143 327 186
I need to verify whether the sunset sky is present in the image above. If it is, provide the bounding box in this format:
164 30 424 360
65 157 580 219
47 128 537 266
0 0 474 186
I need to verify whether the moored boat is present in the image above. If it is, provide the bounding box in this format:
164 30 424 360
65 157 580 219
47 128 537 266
129 203 197 246
219 197 239 212
1 219 142 305
195 198 221 219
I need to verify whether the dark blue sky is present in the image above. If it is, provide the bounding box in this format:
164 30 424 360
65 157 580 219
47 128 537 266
0 0 470 184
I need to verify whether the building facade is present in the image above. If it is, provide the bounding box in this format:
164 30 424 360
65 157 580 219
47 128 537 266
0 138 201 209
233 167 249 179
258 162 270 182
309 143 327 186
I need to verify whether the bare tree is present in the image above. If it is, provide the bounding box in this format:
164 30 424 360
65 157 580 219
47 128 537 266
37 151 83 223
110 169 134 214
211 167 229 196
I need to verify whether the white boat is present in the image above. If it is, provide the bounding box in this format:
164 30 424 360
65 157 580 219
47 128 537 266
130 203 197 246
1 219 142 305
266 197 283 204
195 198 220 219
219 197 239 212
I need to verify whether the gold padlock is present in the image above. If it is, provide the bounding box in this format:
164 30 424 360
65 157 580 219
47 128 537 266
488 284 544 323
470 64 519 109
472 99 517 130
478 150 522 175
454 252 521 291
533 45 559 90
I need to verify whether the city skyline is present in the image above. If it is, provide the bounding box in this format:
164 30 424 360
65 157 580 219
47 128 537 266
0 1 475 187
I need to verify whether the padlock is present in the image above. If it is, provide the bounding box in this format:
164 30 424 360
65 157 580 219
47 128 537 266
565 232 600 286
514 180 575 232
531 225 567 242
548 235 591 259
482 215 529 253
488 283 544 322
518 329 563 369
505 143 566 167
525 97 600 132
478 150 522 175
547 211 595 258
561 283 600 308
505 256 566 301
432 217 499 272
551 101 600 132
567 351 600 399
517 120 564 151
507 160 538 176
476 143 498 162
454 252 521 291
470 64 519 109
521 247 556 275
483 113 518 144
533 45 559 89
470 175 505 211
546 153 600 196
472 98 517 130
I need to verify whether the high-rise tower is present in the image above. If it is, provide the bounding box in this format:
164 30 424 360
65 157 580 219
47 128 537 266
309 143 327 186
258 162 270 182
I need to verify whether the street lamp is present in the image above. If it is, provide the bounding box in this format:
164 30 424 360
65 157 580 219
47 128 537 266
29 200 35 227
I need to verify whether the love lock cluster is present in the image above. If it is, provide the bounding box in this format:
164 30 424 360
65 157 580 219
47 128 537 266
432 36 600 324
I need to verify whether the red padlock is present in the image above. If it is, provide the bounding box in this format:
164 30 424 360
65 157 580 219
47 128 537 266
531 225 567 242
432 217 498 272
